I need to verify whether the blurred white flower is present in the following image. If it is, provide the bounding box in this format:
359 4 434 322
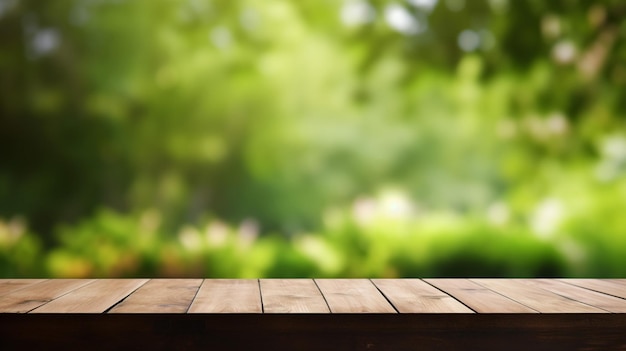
352 197 377 226
205 221 229 246
531 198 564 238
458 29 481 52
601 135 626 160
238 218 259 246
545 112 568 135
210 26 231 50
487 202 510 226
385 4 421 35
31 29 60 57
595 134 626 181
408 0 438 12
179 227 202 251
552 40 577 64
379 189 416 219
341 0 376 27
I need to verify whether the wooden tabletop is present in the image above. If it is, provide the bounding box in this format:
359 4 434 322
1 278 626 313
2 279 626 350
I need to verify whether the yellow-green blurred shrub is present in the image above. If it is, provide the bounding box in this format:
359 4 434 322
0 217 42 277
37 200 570 278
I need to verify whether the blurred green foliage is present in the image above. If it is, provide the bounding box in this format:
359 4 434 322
1 0 625 277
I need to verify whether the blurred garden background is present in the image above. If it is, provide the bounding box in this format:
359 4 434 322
1 0 625 278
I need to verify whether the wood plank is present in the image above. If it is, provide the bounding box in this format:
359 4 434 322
260 279 329 313
315 279 396 313
524 279 626 313
472 279 605 313
608 279 626 287
30 279 148 313
425 279 537 313
188 279 261 313
0 279 94 313
108 279 202 313
372 279 473 313
0 279 46 297
560 279 626 300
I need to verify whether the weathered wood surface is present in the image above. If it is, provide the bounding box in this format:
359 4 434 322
4 278 624 314
188 279 261 313
260 279 329 313
316 279 396 313
1 279 626 350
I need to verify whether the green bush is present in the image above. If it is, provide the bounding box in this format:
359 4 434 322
0 218 42 277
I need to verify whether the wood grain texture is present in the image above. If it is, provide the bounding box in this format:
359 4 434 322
426 279 538 313
2 279 626 350
0 279 94 313
609 279 626 287
0 279 624 316
315 279 396 313
260 279 330 313
560 279 626 300
108 279 202 313
472 279 605 313
0 279 46 297
188 279 261 313
372 279 473 313
525 279 626 313
30 279 148 313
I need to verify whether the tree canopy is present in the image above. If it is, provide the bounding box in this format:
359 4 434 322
1 0 625 278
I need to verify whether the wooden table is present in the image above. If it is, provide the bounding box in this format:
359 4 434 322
1 279 626 350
